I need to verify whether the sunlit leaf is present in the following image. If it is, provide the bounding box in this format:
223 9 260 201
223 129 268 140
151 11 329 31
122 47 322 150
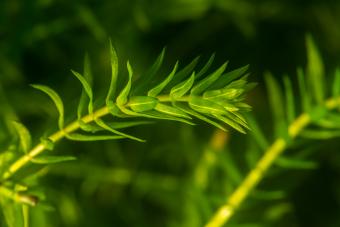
170 72 195 99
106 40 119 104
31 84 64 129
95 118 145 142
275 156 318 169
306 34 325 104
32 156 76 164
12 121 31 153
195 53 215 79
189 96 226 115
191 62 228 95
117 61 133 106
154 103 191 119
264 72 287 138
283 75 295 123
148 62 178 97
127 96 158 112
133 48 166 95
71 69 93 115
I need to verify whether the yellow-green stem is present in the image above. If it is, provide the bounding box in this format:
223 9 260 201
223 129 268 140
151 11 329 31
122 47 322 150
2 106 110 180
0 185 38 206
2 94 190 180
205 97 340 227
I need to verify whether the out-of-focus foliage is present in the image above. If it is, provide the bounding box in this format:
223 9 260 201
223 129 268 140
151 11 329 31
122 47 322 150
1 0 340 227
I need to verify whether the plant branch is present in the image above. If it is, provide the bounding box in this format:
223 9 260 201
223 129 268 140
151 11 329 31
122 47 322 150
1 95 193 180
205 97 340 227
0 185 38 206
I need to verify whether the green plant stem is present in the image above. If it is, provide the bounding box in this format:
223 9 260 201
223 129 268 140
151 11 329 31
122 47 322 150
205 97 340 227
2 106 109 180
2 95 191 180
0 185 38 206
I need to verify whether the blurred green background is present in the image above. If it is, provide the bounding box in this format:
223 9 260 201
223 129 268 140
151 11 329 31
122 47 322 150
1 0 340 226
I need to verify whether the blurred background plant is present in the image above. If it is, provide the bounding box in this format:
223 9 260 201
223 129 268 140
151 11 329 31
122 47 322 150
1 0 340 226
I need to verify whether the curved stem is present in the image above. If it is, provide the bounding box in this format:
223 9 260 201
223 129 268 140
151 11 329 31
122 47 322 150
2 94 193 180
205 97 340 227
2 107 110 180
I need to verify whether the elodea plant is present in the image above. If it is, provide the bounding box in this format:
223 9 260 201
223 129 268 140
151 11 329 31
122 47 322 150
0 41 254 226
1 35 340 227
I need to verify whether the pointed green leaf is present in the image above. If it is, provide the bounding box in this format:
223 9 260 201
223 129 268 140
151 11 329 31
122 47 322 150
31 85 64 129
283 75 295 123
133 48 166 94
106 121 153 129
195 53 215 79
208 65 249 90
170 72 195 99
117 105 194 125
32 156 77 164
276 156 318 169
12 121 31 153
191 62 228 95
117 61 133 106
203 88 244 100
77 54 93 118
245 113 269 150
168 56 200 87
224 112 250 130
306 34 325 104
301 129 340 139
264 72 287 138
148 62 178 97
95 118 145 142
106 40 119 104
66 133 123 141
189 96 226 115
297 67 311 112
214 114 246 134
127 96 158 112
154 103 191 119
332 68 340 97
175 103 226 131
71 70 93 115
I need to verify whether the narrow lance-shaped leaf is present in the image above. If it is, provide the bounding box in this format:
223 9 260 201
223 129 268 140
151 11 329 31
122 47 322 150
127 96 158 112
106 40 119 105
297 68 311 112
31 85 64 129
189 96 227 116
117 61 133 106
275 156 318 169
283 75 295 123
71 69 93 115
148 62 178 97
306 34 325 104
133 48 166 95
154 103 191 119
208 64 249 90
332 68 340 97
175 103 226 131
264 72 287 138
95 118 145 142
77 54 93 118
191 62 228 95
168 56 200 87
66 133 123 141
32 156 77 164
12 121 31 153
170 72 195 99
195 53 215 79
214 114 246 134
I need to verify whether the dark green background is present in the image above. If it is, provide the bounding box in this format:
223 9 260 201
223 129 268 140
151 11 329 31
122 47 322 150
1 0 340 226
